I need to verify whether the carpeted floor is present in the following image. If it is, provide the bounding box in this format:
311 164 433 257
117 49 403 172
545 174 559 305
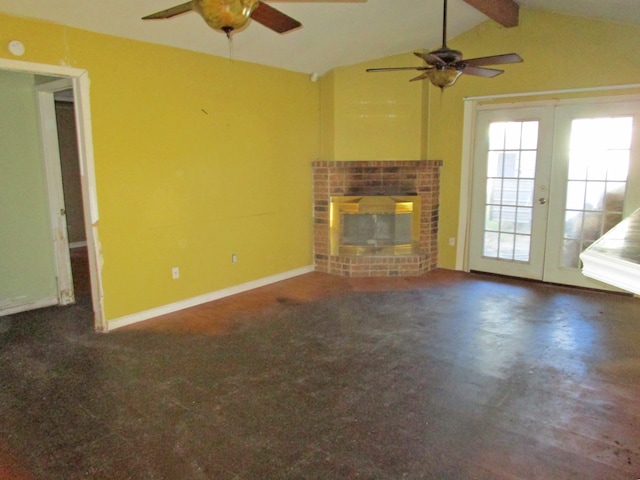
0 270 639 479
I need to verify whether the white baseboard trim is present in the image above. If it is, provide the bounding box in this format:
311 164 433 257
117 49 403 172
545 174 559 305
106 265 315 331
0 296 58 317
70 241 88 249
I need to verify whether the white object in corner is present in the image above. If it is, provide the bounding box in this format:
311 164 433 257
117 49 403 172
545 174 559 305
580 208 640 295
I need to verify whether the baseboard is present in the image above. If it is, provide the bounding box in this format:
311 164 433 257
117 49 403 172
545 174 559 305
106 265 315 331
0 296 58 317
70 241 87 249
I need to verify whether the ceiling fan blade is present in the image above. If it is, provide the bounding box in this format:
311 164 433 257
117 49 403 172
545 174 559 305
410 73 431 82
463 53 523 67
251 2 301 33
366 66 430 73
414 51 445 66
462 66 504 77
142 1 193 20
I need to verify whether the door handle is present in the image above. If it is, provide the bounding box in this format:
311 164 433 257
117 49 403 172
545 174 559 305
538 197 547 205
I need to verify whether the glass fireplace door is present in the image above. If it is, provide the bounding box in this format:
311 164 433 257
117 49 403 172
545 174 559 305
330 196 420 256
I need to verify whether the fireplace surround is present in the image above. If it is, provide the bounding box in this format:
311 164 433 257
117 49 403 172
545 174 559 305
312 160 442 277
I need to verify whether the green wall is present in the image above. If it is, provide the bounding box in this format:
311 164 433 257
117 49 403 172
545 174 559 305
0 70 58 312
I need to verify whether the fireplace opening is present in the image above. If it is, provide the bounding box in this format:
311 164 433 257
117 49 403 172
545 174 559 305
330 196 421 256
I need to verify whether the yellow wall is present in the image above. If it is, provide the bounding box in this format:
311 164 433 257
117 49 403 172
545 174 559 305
320 53 425 160
319 69 336 160
427 9 640 268
320 8 640 268
2 8 639 323
0 13 319 321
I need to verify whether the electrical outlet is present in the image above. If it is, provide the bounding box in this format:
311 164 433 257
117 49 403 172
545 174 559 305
172 267 180 279
449 237 456 246
231 253 238 264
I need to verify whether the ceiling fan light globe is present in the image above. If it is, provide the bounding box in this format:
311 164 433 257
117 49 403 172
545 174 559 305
193 0 260 33
426 68 462 89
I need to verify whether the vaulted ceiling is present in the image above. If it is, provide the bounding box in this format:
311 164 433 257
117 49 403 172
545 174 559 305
1 0 639 75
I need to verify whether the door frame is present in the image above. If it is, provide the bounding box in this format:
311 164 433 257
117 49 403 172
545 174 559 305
457 84 640 273
0 58 105 331
36 78 75 306
467 105 555 280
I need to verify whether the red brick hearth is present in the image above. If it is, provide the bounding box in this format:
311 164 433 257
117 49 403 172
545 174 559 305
312 160 442 277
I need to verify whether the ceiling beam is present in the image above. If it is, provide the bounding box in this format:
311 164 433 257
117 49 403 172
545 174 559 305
463 0 520 28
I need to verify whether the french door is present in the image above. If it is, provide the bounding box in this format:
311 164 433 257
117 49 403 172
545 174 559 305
468 98 640 289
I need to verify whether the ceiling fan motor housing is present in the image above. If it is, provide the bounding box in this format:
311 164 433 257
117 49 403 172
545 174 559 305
430 47 463 65
193 0 259 33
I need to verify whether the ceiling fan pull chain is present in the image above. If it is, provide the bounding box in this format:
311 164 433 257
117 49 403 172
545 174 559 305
226 30 234 61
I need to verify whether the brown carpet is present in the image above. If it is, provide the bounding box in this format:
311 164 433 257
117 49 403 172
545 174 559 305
0 270 639 479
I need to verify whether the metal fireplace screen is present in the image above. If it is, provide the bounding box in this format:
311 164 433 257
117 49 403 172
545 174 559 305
330 196 421 256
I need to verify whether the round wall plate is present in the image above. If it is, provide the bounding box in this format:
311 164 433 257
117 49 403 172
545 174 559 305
8 40 25 56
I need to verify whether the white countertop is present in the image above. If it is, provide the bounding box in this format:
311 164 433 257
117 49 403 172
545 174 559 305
580 208 640 295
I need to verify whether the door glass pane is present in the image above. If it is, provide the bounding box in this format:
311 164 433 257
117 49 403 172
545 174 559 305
562 239 581 268
484 231 499 257
584 182 605 210
561 116 633 268
515 208 532 234
482 121 539 261
502 179 518 205
607 151 630 181
566 181 586 210
489 123 506 150
505 123 523 149
499 233 515 259
487 152 502 176
519 151 537 178
518 179 535 206
500 206 516 232
568 155 588 180
564 211 583 239
521 122 539 150
605 182 626 212
514 235 531 261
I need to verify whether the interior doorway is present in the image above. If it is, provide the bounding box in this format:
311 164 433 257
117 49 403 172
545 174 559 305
55 91 91 297
467 97 640 289
0 58 104 331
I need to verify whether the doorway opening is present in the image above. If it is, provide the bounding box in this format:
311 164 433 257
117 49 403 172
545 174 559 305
0 58 104 331
55 91 91 297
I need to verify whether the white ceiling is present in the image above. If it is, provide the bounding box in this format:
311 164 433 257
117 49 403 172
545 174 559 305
1 0 639 76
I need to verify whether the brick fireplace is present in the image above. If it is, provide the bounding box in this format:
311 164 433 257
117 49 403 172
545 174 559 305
312 160 442 277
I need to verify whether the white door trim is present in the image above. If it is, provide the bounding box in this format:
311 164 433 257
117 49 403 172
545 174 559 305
456 100 477 271
0 58 106 332
457 85 640 273
36 79 74 306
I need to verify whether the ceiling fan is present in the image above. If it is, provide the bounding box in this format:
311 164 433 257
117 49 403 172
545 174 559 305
366 0 523 89
142 0 365 38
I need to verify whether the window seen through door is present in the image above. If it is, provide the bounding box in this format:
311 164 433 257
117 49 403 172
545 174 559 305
562 117 632 267
483 121 539 261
